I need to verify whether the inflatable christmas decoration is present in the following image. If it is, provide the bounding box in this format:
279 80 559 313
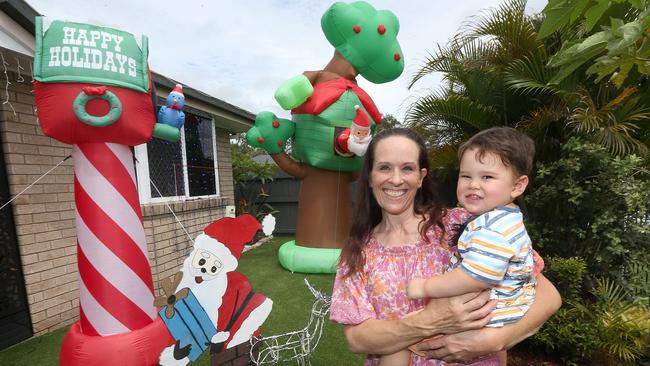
32 17 271 365
157 84 186 129
33 17 172 365
246 1 404 273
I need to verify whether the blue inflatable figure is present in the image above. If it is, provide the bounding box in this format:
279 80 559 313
158 84 185 129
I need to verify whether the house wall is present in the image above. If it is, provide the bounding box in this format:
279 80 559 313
1 67 78 336
1 60 236 336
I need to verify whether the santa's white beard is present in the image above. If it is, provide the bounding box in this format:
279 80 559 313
348 135 371 156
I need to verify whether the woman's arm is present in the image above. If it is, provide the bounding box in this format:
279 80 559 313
343 290 495 354
412 274 561 362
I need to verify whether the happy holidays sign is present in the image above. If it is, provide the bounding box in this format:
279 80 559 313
33 17 149 92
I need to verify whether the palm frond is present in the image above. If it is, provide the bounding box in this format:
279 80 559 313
593 125 648 156
408 45 455 89
595 278 632 307
504 51 564 96
457 0 541 62
570 91 602 133
518 104 568 133
602 87 638 112
589 278 650 364
409 40 500 90
569 88 649 155
406 94 499 144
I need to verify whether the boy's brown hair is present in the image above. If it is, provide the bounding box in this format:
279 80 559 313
458 127 535 176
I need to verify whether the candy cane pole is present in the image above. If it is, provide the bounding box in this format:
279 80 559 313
72 142 157 335
60 142 172 365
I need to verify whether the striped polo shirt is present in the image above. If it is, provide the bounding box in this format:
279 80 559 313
457 205 536 327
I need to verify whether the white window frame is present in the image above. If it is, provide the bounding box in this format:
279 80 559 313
135 117 220 204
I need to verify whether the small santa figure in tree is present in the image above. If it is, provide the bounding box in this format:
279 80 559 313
346 105 372 157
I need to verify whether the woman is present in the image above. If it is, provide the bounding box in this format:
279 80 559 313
330 128 561 365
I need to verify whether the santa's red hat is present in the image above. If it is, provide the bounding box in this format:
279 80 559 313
353 105 370 130
203 214 261 260
170 84 184 97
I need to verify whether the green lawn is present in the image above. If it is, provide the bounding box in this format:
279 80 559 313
0 236 365 366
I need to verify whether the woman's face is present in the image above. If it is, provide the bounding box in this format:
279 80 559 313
370 136 427 217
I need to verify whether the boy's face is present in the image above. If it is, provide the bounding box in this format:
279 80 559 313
456 148 528 216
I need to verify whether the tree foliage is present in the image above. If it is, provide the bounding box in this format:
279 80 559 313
539 0 650 87
407 1 650 363
231 141 278 219
409 0 649 170
376 114 402 134
524 138 650 278
532 275 650 365
231 144 275 185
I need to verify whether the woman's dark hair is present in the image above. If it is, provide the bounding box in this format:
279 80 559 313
340 128 447 277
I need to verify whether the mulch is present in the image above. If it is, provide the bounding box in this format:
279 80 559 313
507 348 561 366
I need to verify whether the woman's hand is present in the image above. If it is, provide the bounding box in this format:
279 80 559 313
413 274 561 362
407 290 495 336
342 290 495 355
412 327 503 363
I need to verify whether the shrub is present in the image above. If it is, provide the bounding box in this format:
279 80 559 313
232 145 276 185
524 138 650 280
620 262 650 307
543 256 587 302
531 278 650 365
530 306 600 365
231 144 278 220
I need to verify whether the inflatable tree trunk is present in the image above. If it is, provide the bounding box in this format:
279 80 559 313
272 153 354 249
246 1 404 273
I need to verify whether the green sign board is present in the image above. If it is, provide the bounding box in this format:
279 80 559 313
33 17 149 92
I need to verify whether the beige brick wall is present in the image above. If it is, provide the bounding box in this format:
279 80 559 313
0 68 78 336
1 58 237 336
217 128 234 200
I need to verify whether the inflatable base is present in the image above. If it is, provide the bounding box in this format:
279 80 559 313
59 317 173 366
278 241 341 274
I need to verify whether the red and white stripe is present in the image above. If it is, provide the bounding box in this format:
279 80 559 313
73 143 157 336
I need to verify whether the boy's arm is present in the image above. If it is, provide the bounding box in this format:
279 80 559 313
408 268 490 299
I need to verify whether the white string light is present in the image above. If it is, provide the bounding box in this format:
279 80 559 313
0 50 17 117
250 279 331 366
15 57 24 83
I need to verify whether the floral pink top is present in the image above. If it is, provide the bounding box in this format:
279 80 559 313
331 208 544 366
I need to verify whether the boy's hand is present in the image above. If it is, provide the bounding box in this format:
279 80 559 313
407 278 427 299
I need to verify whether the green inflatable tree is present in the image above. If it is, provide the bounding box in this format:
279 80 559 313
246 1 404 273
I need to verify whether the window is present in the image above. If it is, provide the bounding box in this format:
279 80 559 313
135 112 220 203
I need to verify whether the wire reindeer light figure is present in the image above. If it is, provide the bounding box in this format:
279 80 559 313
250 279 331 366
